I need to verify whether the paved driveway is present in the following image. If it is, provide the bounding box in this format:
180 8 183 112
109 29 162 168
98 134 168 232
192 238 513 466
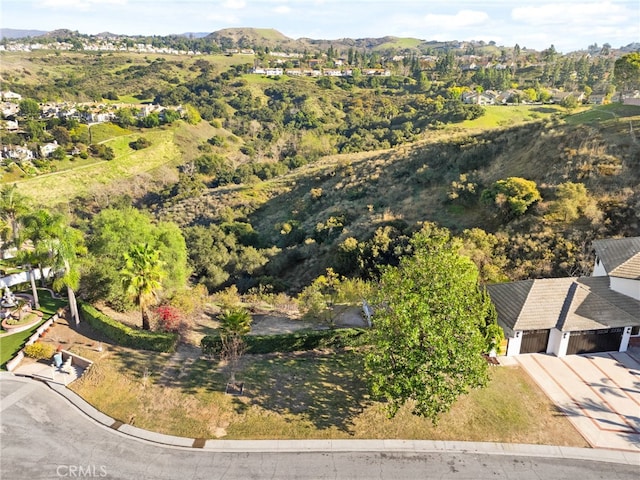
517 348 640 452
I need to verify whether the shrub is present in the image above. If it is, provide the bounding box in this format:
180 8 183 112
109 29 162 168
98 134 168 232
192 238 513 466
24 342 56 360
79 302 177 352
201 328 366 356
153 304 185 334
129 137 151 150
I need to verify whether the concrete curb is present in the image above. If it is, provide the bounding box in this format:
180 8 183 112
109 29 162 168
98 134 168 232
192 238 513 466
2 372 639 465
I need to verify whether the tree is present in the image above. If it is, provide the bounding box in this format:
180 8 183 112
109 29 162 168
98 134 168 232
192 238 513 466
47 219 85 326
19 98 40 119
481 177 541 220
613 52 640 93
547 182 601 223
120 243 165 330
364 224 491 422
50 126 71 146
298 268 342 326
114 108 136 127
0 184 29 249
88 208 188 299
140 113 160 128
20 209 86 322
560 94 579 111
184 104 202 125
219 307 252 386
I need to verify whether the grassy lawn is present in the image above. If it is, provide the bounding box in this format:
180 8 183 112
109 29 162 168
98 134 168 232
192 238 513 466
564 103 640 124
69 346 587 446
453 105 565 130
0 289 67 369
0 319 46 368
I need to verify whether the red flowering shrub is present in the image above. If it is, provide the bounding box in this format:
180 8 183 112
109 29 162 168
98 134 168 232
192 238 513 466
154 305 184 333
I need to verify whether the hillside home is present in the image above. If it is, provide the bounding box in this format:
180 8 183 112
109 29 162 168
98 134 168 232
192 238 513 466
488 237 640 356
0 120 19 131
1 91 22 101
550 89 585 104
588 93 607 104
40 141 59 158
462 91 499 105
1 102 20 117
1 145 34 162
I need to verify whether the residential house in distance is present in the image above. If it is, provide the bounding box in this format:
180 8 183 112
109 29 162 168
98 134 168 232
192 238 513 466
1 145 34 162
462 90 500 105
0 91 22 102
550 89 585 104
40 141 59 158
488 237 640 357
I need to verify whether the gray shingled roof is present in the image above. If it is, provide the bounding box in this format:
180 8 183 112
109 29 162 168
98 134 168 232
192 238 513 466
487 276 640 335
592 237 640 280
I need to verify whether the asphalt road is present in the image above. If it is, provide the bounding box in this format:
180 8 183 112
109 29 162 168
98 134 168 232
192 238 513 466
1 378 638 480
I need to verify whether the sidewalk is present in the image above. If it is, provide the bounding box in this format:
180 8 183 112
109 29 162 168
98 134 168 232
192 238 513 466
1 372 638 466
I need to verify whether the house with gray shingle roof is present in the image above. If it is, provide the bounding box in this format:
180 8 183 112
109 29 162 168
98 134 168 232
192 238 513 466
592 237 640 301
487 236 640 357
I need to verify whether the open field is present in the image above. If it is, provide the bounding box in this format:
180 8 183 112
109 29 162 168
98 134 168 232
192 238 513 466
453 104 566 129
69 338 587 445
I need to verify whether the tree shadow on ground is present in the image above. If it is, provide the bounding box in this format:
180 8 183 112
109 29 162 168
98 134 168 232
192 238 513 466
111 347 172 381
531 107 561 114
177 349 371 432
238 350 371 432
552 397 640 433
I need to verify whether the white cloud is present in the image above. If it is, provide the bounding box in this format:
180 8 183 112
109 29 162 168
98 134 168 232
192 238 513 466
421 9 490 29
206 12 241 24
511 2 629 26
222 0 246 9
274 5 291 14
39 0 126 9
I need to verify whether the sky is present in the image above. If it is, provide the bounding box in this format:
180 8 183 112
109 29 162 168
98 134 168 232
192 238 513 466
1 0 639 52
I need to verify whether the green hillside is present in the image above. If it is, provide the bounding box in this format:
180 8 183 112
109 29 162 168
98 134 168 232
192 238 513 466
156 107 640 289
15 121 218 206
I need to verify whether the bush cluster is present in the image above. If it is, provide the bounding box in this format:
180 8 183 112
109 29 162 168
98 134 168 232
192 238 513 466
79 302 177 352
201 328 366 356
24 342 56 360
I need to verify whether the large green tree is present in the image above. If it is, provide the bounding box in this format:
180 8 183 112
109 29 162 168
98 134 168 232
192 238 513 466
85 207 188 308
364 224 491 423
481 177 541 220
120 243 165 330
613 52 640 93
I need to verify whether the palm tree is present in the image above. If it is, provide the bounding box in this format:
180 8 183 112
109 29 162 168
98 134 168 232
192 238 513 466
219 307 252 386
20 209 86 324
0 184 29 255
19 209 60 286
50 227 85 326
120 243 165 330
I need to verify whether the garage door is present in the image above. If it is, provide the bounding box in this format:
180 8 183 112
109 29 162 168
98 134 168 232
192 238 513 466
567 328 623 355
520 329 550 354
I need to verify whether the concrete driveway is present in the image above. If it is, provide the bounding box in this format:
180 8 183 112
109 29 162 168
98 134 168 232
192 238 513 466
516 348 640 452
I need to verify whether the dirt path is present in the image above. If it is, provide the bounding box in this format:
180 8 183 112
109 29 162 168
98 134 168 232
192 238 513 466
156 343 201 388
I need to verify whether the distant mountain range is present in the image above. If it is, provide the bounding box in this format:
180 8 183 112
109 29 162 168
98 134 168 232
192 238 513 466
2 27 638 55
1 28 48 39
